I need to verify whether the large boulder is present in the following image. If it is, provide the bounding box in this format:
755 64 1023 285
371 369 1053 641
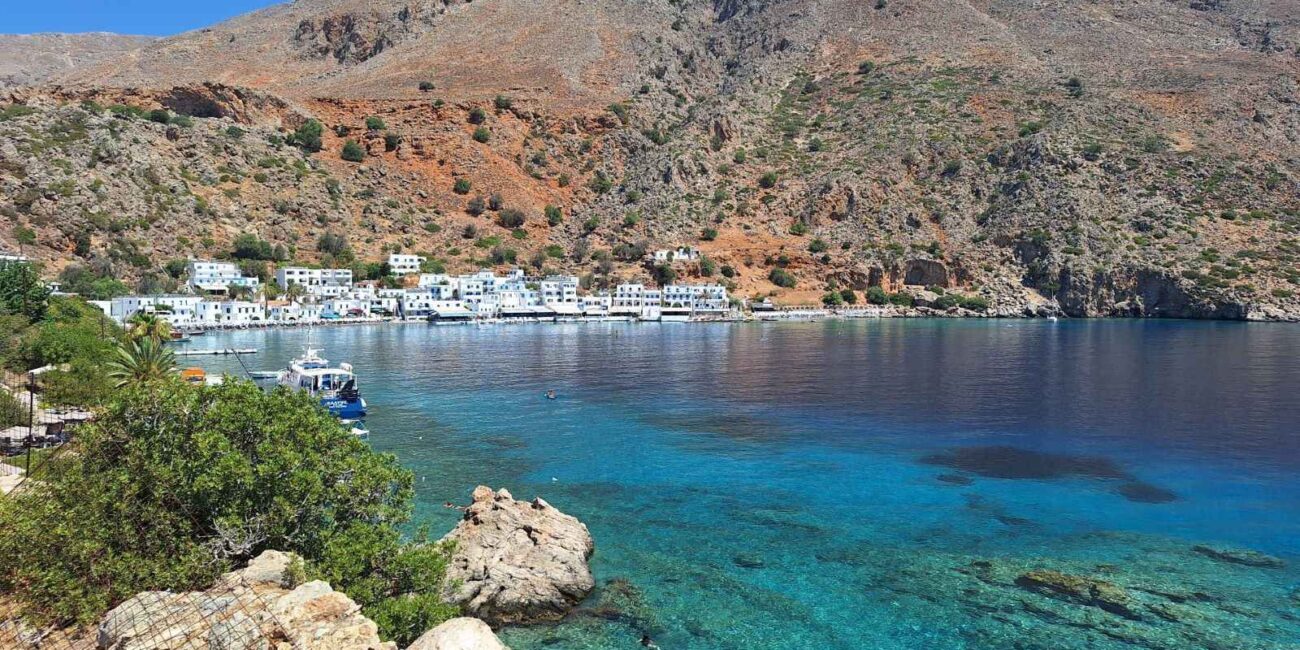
97 550 396 650
406 618 508 650
441 486 595 626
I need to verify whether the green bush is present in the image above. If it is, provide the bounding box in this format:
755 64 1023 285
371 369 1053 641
821 291 844 306
494 95 513 110
418 81 435 92
544 205 563 226
721 264 736 278
384 133 401 151
0 380 458 643
887 292 914 307
341 140 366 162
701 228 718 241
365 116 386 130
472 127 491 143
468 107 487 125
866 286 888 305
840 289 856 304
789 221 810 236
808 238 828 253
453 178 472 194
588 172 613 194
960 295 989 311
759 171 778 188
934 294 961 310
769 268 796 288
147 109 171 124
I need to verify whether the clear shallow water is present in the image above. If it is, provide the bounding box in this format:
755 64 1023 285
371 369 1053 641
184 320 1300 649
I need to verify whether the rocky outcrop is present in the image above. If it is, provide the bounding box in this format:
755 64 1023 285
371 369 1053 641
406 618 509 650
97 550 395 650
1193 545 1285 568
441 486 595 626
1014 569 1142 620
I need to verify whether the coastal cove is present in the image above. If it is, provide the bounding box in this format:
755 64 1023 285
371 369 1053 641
186 319 1300 649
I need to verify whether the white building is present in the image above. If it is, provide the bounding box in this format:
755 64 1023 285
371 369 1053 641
0 251 28 264
109 295 205 327
652 247 700 263
275 267 353 298
196 301 264 326
187 261 260 294
540 275 579 307
665 283 730 314
388 254 426 276
611 284 663 320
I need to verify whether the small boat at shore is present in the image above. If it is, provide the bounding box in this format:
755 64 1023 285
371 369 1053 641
342 419 370 438
277 347 368 419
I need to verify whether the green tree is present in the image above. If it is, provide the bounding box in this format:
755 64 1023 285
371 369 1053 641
12 225 36 253
125 312 173 343
866 286 888 305
769 268 797 288
0 380 458 643
0 261 50 322
105 337 176 387
291 119 324 152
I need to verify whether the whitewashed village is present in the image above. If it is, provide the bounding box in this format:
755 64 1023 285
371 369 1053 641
90 250 738 329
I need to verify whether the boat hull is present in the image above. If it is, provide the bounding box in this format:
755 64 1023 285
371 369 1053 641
322 396 367 419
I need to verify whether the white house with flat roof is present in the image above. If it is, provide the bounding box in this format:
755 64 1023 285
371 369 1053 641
109 295 205 327
275 267 353 298
388 254 426 275
195 300 264 326
187 261 260 294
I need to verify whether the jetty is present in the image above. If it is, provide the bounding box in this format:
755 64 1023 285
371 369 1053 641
174 348 258 357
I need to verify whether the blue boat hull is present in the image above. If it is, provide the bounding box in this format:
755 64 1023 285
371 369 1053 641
322 396 367 419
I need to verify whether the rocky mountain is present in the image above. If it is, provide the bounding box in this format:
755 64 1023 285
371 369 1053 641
2 0 1298 318
0 33 156 89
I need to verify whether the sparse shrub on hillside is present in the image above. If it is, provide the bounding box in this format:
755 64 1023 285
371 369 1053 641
588 172 613 194
384 133 401 151
652 263 677 286
642 129 668 145
316 233 350 257
494 95 513 110
960 295 989 311
613 241 646 262
1082 142 1103 161
888 292 914 307
808 238 828 253
224 125 245 139
857 61 875 75
701 228 718 241
867 286 888 304
472 127 491 143
468 107 487 124
453 178 471 194
488 194 504 211
489 246 517 265
759 171 778 188
808 138 824 152
721 264 736 278
170 114 193 127
365 116 386 131
769 268 797 288
545 205 563 225
466 196 486 216
943 159 963 177
461 224 478 239
418 81 435 92
789 221 809 236
607 103 629 124
1065 76 1084 97
341 140 366 162
291 119 323 152
623 212 640 228
822 291 844 306
583 217 600 234
700 257 716 277
147 109 171 124
498 209 526 228
840 289 857 304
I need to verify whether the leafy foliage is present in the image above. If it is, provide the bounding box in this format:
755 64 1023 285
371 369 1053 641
0 380 459 643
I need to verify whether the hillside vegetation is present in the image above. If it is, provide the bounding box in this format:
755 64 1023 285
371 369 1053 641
1 0 1298 318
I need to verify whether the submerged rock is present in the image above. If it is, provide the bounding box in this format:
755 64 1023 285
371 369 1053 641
936 473 973 486
1116 481 1178 503
441 486 595 626
407 618 508 650
732 554 766 569
1014 569 1142 620
921 445 1131 480
1192 545 1285 568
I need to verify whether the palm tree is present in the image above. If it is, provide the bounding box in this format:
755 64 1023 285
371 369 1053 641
126 311 173 342
106 338 177 388
285 282 306 303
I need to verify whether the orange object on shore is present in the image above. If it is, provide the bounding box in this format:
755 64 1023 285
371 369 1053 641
180 368 206 384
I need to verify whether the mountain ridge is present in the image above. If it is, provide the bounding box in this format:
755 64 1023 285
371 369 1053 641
1 0 1298 318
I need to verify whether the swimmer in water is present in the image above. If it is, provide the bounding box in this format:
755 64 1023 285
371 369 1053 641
640 634 660 649
546 389 557 400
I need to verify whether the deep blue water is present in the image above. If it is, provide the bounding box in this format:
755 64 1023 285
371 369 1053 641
184 320 1300 649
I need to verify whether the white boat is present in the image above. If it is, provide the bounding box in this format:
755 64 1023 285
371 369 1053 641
277 347 368 419
342 419 370 438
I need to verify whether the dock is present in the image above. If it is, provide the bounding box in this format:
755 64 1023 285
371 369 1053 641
174 348 258 357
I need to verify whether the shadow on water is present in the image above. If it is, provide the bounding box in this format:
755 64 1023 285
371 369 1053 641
921 445 1178 504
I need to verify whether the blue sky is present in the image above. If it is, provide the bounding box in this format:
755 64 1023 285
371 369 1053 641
4 0 284 36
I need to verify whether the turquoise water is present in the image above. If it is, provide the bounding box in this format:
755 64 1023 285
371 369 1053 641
185 320 1300 649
